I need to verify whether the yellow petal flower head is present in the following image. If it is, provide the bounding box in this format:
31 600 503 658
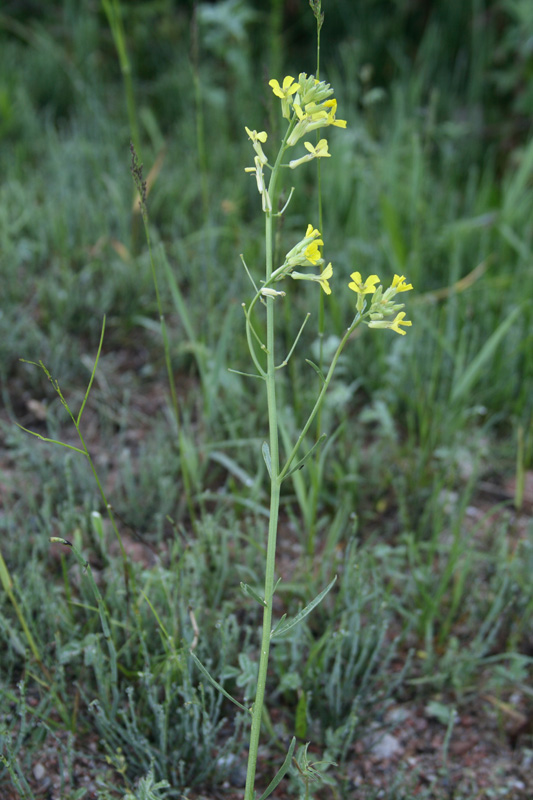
289 138 331 169
390 311 412 334
291 262 333 295
348 272 380 295
269 76 300 119
280 225 324 272
245 127 268 164
379 274 414 306
391 274 413 293
324 99 347 129
368 311 412 335
318 262 333 295
304 238 323 265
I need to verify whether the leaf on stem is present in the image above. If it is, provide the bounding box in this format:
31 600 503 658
305 358 326 384
271 575 337 640
262 441 272 478
256 737 296 800
228 368 265 380
15 425 87 456
281 433 327 481
77 315 106 426
240 582 267 607
270 613 287 638
189 651 249 713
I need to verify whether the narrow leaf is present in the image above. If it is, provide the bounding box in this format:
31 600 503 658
189 651 249 713
270 613 287 638
240 582 267 608
161 247 197 343
305 358 325 384
228 368 265 380
282 434 327 481
271 576 337 640
16 425 87 456
451 306 521 403
209 450 255 488
256 737 296 800
77 315 106 425
262 441 272 478
295 691 308 740
0 549 13 592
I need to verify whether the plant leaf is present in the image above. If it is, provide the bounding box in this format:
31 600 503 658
189 651 249 713
269 613 287 638
15 425 87 456
271 576 337 639
305 358 325 384
77 315 106 426
282 433 327 481
209 450 255 488
262 441 272 478
256 737 296 800
240 582 267 608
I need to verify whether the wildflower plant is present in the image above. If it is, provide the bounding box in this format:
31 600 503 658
216 71 413 798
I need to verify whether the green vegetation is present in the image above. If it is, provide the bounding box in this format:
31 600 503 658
1 1 532 798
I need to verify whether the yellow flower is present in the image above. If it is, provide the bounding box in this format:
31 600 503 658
318 262 333 295
348 272 380 295
290 262 333 294
282 225 323 270
244 127 268 143
269 75 300 98
269 76 300 119
391 274 413 293
245 127 268 164
324 98 347 129
368 311 412 335
305 224 321 238
288 138 331 169
390 312 412 334
304 238 323 265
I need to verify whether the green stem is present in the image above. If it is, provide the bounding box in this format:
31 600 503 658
243 110 345 797
280 314 361 483
310 5 325 555
243 139 285 800
102 0 141 156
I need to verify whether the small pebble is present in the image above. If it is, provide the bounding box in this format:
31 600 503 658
33 763 46 781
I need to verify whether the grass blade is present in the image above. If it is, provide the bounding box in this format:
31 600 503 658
451 305 522 403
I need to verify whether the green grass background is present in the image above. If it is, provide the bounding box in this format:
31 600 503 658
0 1 532 798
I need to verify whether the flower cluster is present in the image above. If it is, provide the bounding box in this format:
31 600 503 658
266 224 332 295
349 272 413 334
269 73 347 148
244 74 347 214
243 73 414 326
